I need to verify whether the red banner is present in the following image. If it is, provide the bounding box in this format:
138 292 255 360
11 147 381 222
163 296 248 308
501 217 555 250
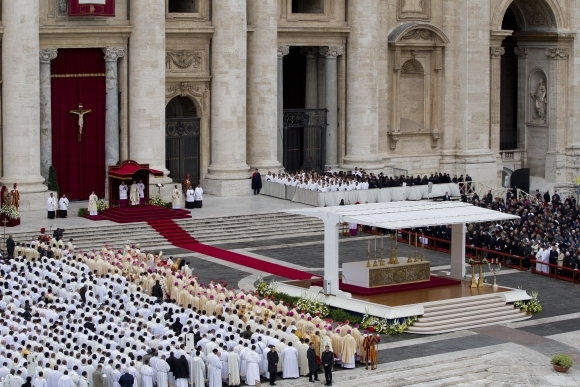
68 0 115 17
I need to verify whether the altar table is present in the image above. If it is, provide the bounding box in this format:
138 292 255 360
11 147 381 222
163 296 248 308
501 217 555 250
342 260 431 288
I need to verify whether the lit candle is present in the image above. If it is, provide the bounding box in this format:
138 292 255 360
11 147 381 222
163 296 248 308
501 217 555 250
381 234 384 249
368 239 370 253
408 232 411 246
415 233 418 247
374 235 377 251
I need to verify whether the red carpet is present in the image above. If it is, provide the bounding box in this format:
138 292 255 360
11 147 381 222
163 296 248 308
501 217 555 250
312 276 461 296
148 219 318 281
84 206 191 223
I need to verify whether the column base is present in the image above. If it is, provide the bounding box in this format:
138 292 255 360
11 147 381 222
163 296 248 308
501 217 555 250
206 163 250 180
201 178 253 197
545 152 567 184
340 155 384 170
248 160 283 173
13 190 57 211
0 176 47 194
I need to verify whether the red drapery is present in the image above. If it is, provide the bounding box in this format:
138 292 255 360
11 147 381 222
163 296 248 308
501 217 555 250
51 48 106 200
68 0 116 17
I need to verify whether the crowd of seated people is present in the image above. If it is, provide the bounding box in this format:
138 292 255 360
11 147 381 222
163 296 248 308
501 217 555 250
0 239 380 387
412 188 580 274
265 168 471 193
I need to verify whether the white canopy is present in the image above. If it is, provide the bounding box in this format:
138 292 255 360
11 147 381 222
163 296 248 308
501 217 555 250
286 201 520 229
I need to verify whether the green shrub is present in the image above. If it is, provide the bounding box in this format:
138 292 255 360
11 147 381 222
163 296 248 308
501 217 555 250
47 166 59 195
77 208 88 217
551 354 573 368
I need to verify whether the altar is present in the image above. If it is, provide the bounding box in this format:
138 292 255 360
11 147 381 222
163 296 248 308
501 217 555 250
342 260 431 288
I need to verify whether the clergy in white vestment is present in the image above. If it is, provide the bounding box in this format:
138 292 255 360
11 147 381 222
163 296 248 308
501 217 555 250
88 192 98 216
79 373 89 387
193 185 203 208
542 246 551 274
47 367 63 387
172 186 181 209
111 365 122 387
340 333 357 369
58 195 70 218
47 193 57 219
243 347 261 387
281 342 299 379
297 342 310 376
137 180 146 205
10 374 25 387
155 357 170 387
58 372 75 387
139 362 154 387
207 349 222 387
189 352 206 387
226 349 241 386
119 181 128 207
535 246 544 272
185 186 195 209
33 373 48 387
173 356 189 387
129 181 140 206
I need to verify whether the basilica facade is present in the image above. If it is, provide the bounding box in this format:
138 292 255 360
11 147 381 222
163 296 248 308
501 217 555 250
1 0 579 208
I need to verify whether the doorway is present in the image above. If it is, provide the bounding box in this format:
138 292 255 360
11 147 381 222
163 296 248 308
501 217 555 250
165 96 201 185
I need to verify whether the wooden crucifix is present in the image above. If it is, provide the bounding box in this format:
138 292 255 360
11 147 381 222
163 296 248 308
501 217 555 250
69 103 92 141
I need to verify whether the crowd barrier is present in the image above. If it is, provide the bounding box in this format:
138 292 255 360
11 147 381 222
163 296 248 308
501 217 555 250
261 180 461 207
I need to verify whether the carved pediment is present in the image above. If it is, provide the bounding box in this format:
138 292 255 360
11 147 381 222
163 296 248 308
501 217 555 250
402 29 434 41
166 82 209 110
165 51 204 72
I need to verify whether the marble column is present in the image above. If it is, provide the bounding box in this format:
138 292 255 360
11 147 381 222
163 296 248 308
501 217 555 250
545 48 569 184
515 47 528 165
103 48 124 168
301 47 319 109
342 0 383 170
278 46 290 166
207 0 250 182
320 46 343 168
489 47 504 154
128 0 170 180
0 0 46 193
246 0 282 172
39 49 58 181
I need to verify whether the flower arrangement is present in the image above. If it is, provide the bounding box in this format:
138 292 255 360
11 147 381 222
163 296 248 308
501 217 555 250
361 310 418 335
255 278 277 298
0 204 20 220
514 291 542 314
96 199 109 213
149 195 168 207
295 293 330 318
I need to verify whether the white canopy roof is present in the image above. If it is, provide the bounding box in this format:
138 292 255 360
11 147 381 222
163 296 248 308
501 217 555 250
285 201 520 229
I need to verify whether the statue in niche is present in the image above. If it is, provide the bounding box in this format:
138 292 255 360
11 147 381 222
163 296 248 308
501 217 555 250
59 0 68 14
530 78 547 123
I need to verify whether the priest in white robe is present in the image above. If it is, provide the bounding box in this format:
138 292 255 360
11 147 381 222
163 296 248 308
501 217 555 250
171 186 181 209
207 349 222 387
226 349 240 386
297 341 310 376
189 352 206 387
47 193 57 219
243 347 261 387
119 181 129 207
281 342 299 379
139 362 154 387
58 372 75 387
155 357 170 387
129 181 140 206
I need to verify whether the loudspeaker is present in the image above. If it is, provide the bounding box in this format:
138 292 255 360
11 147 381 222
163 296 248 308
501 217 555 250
323 279 331 294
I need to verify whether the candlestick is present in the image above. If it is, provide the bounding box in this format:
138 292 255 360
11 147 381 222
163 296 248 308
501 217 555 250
368 239 370 253
374 235 377 252
381 234 384 249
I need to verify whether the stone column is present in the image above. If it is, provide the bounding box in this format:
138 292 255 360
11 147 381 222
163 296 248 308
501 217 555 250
301 47 319 109
103 47 125 198
246 0 282 172
39 49 58 181
0 0 47 196
278 46 290 166
489 47 504 154
342 0 383 170
128 0 170 180
515 47 528 165
320 46 343 168
545 48 569 184
431 47 442 132
103 48 124 168
206 0 250 187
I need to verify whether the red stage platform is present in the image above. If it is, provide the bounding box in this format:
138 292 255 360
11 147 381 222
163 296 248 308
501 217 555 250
84 206 191 224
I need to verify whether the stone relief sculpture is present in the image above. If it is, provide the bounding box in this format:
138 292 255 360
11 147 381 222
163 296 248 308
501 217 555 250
530 77 547 123
59 0 68 14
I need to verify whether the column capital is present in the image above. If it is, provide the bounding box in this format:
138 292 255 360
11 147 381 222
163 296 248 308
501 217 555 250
514 47 528 59
299 46 319 59
39 49 58 64
546 47 569 60
489 47 504 58
103 47 125 62
319 46 344 59
277 46 290 59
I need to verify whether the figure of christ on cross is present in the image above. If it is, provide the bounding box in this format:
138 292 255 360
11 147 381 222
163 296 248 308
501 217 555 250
69 103 92 141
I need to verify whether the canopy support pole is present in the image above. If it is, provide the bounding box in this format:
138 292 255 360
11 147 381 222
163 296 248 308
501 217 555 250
322 213 340 295
450 223 466 280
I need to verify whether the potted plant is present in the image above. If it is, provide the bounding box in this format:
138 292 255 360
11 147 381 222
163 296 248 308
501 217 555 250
551 354 573 373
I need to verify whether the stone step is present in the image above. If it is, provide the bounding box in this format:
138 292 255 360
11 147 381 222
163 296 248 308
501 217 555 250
407 310 529 334
415 307 522 326
421 303 515 320
422 296 502 313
